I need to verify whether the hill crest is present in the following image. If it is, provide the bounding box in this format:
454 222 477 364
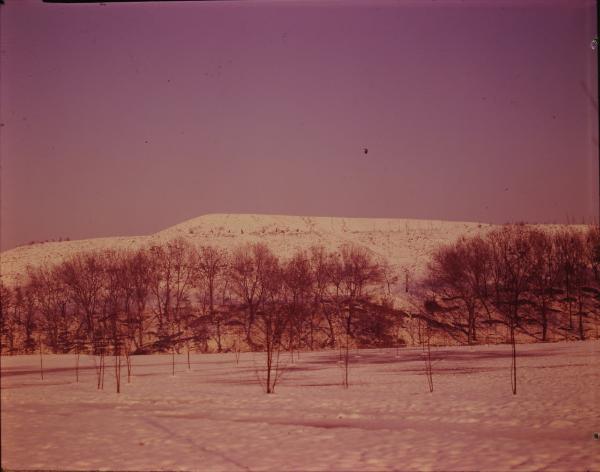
1 213 494 286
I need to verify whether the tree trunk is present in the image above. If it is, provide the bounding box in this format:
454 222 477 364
216 319 222 353
75 346 80 382
114 352 121 394
172 346 175 376
541 306 548 342
39 338 44 381
343 309 351 389
325 312 336 348
510 315 517 395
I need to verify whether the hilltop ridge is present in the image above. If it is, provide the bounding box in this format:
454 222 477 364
2 213 494 286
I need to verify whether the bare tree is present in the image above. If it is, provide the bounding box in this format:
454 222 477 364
168 240 196 352
487 225 533 395
281 251 314 360
585 227 600 338
28 266 73 353
148 244 174 349
59 252 105 352
427 241 477 344
0 282 16 354
36 332 43 381
426 235 494 345
327 245 383 388
587 226 600 282
229 243 273 349
195 246 228 352
567 232 590 340
12 285 38 354
527 230 560 341
555 229 582 333
419 318 434 392
309 246 336 349
252 247 287 393
232 328 243 365
148 239 195 362
125 249 152 352
101 250 130 392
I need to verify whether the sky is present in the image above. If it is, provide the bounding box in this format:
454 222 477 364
0 0 597 251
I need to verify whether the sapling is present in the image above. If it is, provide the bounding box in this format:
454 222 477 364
343 315 350 389
124 340 132 383
233 335 241 365
172 345 176 376
114 349 122 394
93 353 100 388
510 316 517 395
394 324 403 357
75 342 80 383
39 336 44 381
487 225 531 395
422 320 434 393
95 347 106 390
101 353 105 389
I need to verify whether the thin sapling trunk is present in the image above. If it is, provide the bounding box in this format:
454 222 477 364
39 336 44 381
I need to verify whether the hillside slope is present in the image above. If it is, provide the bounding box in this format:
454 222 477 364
1 213 495 286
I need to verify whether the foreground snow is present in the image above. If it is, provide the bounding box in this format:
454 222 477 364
2 341 599 471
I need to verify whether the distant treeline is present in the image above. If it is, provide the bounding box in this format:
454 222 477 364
1 224 599 356
25 237 71 246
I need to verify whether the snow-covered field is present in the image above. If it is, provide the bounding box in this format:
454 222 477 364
2 341 599 471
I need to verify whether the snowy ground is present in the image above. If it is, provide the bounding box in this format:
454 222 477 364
2 341 599 471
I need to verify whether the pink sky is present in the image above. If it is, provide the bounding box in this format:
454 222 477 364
0 0 597 250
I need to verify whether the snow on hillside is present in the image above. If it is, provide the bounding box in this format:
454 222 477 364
1 341 598 471
0 213 492 286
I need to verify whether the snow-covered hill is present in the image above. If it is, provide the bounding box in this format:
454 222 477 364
1 214 493 287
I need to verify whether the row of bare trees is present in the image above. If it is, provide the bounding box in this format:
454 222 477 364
422 225 600 394
0 241 391 365
1 225 598 362
423 225 599 344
